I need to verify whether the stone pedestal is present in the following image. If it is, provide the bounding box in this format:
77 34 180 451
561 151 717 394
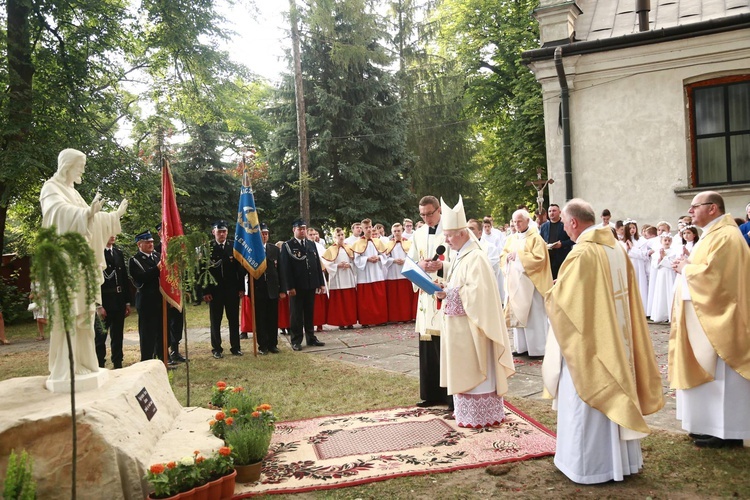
0 360 222 500
45 368 109 393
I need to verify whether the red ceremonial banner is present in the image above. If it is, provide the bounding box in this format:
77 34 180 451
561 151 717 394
160 159 185 311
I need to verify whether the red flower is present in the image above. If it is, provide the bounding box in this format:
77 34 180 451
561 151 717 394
230 408 239 415
195 456 205 464
149 463 165 474
216 381 227 389
251 411 260 418
259 403 272 411
166 461 176 469
232 386 243 393
226 417 234 425
218 446 231 457
193 450 200 456
209 420 216 427
215 412 225 421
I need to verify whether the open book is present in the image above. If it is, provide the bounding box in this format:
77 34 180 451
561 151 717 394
400 257 443 295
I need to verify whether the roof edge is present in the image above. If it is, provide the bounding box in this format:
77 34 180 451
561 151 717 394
522 12 750 64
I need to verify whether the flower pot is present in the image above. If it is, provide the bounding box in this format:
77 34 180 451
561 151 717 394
220 469 237 499
179 488 196 500
193 482 209 500
206 476 223 500
147 492 183 500
234 461 262 483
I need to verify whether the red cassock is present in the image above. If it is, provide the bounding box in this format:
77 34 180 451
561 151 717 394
357 281 388 326
386 279 416 323
326 288 358 326
314 292 327 327
278 294 290 329
240 295 253 332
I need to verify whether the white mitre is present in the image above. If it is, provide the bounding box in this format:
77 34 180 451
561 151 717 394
441 195 467 231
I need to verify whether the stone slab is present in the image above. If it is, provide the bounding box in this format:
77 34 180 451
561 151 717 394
0 360 222 499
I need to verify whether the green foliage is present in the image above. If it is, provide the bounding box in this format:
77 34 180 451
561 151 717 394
437 0 547 221
388 0 484 216
164 232 214 304
0 270 30 324
3 449 36 500
224 413 275 466
30 228 98 335
265 0 414 231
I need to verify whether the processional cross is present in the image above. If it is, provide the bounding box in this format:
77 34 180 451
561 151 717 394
526 168 554 210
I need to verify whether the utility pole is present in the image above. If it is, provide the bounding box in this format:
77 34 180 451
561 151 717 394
289 0 310 222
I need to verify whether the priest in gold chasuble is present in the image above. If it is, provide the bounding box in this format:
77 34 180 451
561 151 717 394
543 199 664 484
669 191 750 448
499 210 553 358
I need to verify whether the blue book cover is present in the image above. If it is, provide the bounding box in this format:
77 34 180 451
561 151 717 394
401 257 443 295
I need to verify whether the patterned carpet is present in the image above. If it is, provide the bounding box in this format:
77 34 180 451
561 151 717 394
233 402 556 497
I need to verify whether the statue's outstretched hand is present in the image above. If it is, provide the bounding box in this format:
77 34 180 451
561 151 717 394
89 193 103 218
117 199 128 217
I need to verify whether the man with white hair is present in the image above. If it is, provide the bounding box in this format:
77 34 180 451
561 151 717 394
436 197 514 428
500 209 553 359
543 198 663 484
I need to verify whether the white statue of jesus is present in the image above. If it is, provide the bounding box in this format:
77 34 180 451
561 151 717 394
39 148 128 392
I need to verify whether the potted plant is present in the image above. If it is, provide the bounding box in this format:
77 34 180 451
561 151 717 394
223 404 276 483
145 448 233 500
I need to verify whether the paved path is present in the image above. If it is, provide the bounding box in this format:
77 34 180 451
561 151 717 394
3 318 680 433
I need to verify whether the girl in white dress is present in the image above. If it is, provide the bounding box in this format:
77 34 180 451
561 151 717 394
624 221 649 310
680 225 699 257
648 234 679 323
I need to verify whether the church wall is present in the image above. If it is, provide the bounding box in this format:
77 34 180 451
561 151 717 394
531 29 750 226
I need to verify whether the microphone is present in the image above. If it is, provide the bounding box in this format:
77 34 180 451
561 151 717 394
431 245 446 261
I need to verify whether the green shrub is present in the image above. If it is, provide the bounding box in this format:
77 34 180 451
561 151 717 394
0 271 31 324
3 449 36 500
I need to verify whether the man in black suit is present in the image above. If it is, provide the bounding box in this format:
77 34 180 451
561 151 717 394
129 230 164 361
96 235 131 369
540 203 574 279
154 223 186 364
279 218 326 351
203 220 245 359
251 223 285 354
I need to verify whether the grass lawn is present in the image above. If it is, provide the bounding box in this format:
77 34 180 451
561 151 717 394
1 305 748 498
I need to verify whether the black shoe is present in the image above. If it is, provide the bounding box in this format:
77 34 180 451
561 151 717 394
167 359 179 367
339 326 346 330
213 351 223 359
416 400 439 408
113 363 122 369
268 347 280 354
170 352 186 363
693 436 743 448
231 350 243 356
240 333 249 340
512 351 528 357
527 355 544 360
346 325 354 330
308 340 325 347
292 344 302 351
258 349 268 355
689 433 712 440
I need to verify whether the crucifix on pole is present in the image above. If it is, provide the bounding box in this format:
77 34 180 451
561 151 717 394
526 168 554 211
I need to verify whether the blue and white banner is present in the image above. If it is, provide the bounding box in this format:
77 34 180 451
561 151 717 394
233 159 267 279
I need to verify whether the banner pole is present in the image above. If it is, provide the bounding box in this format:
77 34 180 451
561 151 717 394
250 275 258 357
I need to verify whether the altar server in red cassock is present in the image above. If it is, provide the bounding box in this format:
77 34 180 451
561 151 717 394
322 228 358 329
384 223 416 323
352 218 388 326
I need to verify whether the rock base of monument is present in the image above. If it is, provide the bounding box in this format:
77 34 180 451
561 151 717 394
0 360 222 500
45 367 109 393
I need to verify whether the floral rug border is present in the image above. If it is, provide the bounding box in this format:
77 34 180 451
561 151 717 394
233 401 556 497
